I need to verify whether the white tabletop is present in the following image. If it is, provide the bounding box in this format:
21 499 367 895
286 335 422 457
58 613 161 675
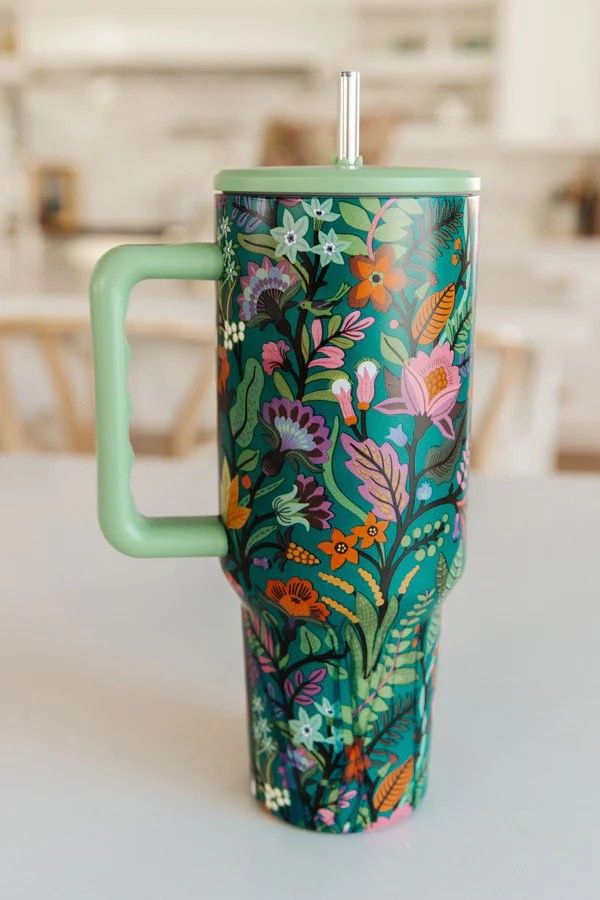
1 453 598 900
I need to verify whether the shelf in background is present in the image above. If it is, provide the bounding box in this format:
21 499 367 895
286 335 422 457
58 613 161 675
0 56 23 86
361 54 493 84
360 0 494 9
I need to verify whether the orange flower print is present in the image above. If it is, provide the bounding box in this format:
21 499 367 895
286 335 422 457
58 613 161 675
265 577 330 622
348 245 407 312
343 737 367 782
318 528 359 571
217 345 230 394
352 513 388 549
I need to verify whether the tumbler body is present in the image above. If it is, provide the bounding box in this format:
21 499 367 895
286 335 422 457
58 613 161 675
216 191 478 832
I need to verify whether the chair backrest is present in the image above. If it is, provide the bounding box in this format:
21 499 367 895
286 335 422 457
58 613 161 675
0 306 215 456
470 328 530 473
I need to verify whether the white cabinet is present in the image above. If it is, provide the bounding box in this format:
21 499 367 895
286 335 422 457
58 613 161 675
497 0 600 145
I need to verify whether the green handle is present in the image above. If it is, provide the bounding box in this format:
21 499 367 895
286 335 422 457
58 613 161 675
89 242 228 558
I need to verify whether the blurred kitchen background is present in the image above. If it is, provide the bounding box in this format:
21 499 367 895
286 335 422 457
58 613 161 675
1 0 598 475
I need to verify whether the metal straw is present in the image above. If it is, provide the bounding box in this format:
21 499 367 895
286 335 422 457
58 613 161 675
338 70 360 166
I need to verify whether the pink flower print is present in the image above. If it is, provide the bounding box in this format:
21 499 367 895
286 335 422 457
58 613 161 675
316 808 336 826
311 318 323 346
368 803 413 831
340 310 375 341
262 340 290 375
337 787 357 809
309 345 345 370
356 359 379 410
331 378 357 426
308 319 345 369
375 341 461 440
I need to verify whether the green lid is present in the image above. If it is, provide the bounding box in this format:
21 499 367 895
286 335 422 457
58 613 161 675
214 165 480 197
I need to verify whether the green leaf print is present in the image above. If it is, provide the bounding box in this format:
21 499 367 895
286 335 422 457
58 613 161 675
426 605 441 656
237 448 259 472
374 221 408 244
448 540 465 588
237 231 279 258
335 232 368 255
436 554 450 598
305 368 346 385
229 358 264 448
381 205 413 228
445 304 472 353
303 389 339 403
355 591 379 675
299 626 322 655
359 197 381 214
254 476 285 501
423 413 466 483
380 332 409 366
246 525 277 552
339 201 371 232
322 418 364 521
301 325 310 361
273 369 293 400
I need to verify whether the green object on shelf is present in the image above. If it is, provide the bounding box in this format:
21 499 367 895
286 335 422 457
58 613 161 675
90 242 228 558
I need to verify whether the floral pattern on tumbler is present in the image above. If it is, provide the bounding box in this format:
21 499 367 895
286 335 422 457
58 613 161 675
216 192 477 833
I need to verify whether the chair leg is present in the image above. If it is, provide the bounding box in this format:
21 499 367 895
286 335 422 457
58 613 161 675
471 344 528 472
37 332 86 453
0 341 27 452
169 351 214 457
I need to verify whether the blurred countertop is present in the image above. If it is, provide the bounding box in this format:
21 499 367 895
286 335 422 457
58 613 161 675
0 451 598 899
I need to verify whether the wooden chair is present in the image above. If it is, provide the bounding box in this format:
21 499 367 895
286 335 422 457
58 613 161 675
471 308 586 475
470 328 530 472
0 300 216 456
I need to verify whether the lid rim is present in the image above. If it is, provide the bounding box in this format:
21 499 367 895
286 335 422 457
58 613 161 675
214 165 480 195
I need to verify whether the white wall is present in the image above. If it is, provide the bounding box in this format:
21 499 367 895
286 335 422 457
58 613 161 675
20 0 351 67
16 0 352 230
497 0 600 144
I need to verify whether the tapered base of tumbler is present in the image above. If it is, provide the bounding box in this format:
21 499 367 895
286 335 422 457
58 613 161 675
250 773 428 834
242 604 439 834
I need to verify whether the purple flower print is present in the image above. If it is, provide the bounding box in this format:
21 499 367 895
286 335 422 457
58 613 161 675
261 398 331 475
237 256 296 324
341 434 409 521
272 475 333 531
295 475 334 529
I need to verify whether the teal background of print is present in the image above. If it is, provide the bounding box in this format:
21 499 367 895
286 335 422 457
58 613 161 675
216 193 476 621
215 192 478 832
